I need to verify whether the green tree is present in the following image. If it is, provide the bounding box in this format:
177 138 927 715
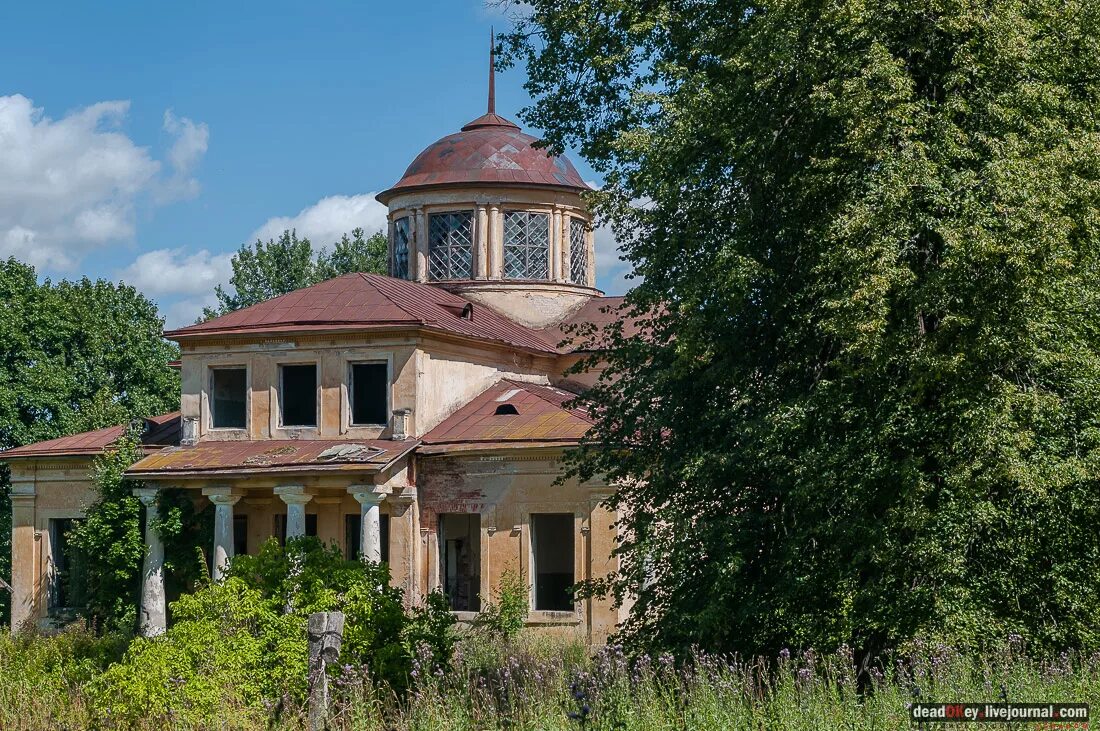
204 227 387 318
503 0 1100 662
0 258 180 625
67 425 147 630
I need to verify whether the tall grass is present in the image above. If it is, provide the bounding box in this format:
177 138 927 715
0 626 1097 730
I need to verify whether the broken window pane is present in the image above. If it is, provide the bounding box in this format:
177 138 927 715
393 216 411 279
47 518 83 612
439 513 480 611
211 367 247 428
532 513 575 611
280 364 317 427
351 362 388 425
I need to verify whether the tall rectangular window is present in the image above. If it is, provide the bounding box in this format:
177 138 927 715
504 211 550 279
350 362 388 426
439 513 480 611
210 367 247 429
393 216 411 279
345 513 390 563
233 514 248 556
279 363 317 427
569 218 589 285
47 518 82 612
532 513 575 611
428 211 473 280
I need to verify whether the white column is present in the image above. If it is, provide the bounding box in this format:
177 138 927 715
275 485 313 539
134 488 167 636
348 485 389 562
205 490 241 581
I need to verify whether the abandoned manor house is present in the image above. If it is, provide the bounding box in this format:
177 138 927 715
1 69 632 643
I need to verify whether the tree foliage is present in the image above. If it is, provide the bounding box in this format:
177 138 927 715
204 227 387 318
503 0 1100 661
0 257 180 625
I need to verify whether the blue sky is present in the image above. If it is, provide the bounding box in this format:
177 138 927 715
0 0 628 326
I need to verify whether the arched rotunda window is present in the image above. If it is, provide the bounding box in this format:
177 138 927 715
504 211 550 280
569 218 588 284
428 211 473 280
393 216 411 280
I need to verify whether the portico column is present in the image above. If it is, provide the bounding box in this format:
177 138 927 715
9 487 37 631
348 485 389 562
204 489 242 581
133 488 166 637
275 486 313 539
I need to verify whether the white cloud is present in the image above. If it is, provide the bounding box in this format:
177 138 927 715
119 247 233 297
159 110 209 201
248 194 389 247
0 94 208 270
594 220 635 296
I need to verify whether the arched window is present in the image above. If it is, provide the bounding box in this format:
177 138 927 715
428 211 473 280
392 217 411 280
569 218 588 284
504 211 550 280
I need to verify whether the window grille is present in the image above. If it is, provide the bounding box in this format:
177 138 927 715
504 211 550 280
428 212 473 280
393 217 411 279
569 218 588 284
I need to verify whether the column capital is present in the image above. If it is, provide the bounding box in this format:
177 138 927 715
204 487 244 506
132 487 159 507
348 484 390 506
275 485 314 506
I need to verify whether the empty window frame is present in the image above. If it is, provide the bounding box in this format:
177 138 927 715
275 513 319 545
438 513 480 611
350 362 388 426
210 367 247 429
47 518 83 612
344 513 390 563
279 363 317 427
393 216 411 279
233 514 248 557
569 218 589 285
428 211 474 280
532 513 575 611
503 211 550 279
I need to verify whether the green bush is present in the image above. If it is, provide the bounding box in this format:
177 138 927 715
473 570 529 640
86 537 456 725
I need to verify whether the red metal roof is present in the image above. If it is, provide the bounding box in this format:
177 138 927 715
538 296 642 352
0 412 181 459
165 273 560 353
423 379 592 447
126 438 417 478
377 113 588 201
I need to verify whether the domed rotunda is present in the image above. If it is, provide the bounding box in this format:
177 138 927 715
376 51 599 329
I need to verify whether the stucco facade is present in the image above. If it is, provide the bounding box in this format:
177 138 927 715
2 78 630 644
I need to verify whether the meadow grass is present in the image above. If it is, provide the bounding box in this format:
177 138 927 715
0 626 1097 730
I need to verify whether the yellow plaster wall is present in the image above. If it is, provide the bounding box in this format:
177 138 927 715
415 452 620 644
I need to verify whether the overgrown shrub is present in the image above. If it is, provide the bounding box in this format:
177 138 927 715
473 570 529 640
86 537 456 725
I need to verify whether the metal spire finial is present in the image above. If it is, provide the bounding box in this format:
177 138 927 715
488 27 496 115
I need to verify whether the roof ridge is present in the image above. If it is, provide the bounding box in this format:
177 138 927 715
501 378 593 421
356 272 426 324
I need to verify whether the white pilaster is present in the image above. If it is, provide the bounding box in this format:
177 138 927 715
551 207 563 281
488 204 502 278
475 204 489 279
134 488 166 637
414 207 428 282
348 485 390 562
275 485 313 540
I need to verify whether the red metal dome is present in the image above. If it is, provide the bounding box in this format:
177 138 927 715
377 112 588 201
